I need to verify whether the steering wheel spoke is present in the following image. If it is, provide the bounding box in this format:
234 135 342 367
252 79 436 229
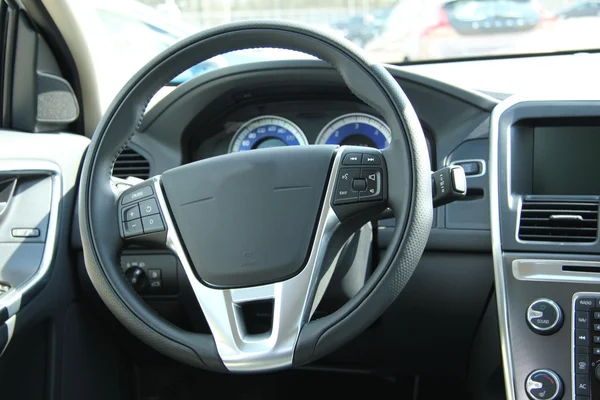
134 146 386 371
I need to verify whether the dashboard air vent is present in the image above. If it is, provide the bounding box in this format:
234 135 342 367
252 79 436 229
112 147 150 180
518 200 599 243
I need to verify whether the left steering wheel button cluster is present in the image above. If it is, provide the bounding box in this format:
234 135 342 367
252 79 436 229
119 186 165 239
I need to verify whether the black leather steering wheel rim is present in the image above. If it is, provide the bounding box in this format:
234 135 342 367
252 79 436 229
79 20 432 372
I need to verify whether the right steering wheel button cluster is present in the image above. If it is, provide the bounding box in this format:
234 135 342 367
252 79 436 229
119 184 165 239
334 151 385 205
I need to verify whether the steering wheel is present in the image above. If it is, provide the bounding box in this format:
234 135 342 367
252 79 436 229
79 21 432 373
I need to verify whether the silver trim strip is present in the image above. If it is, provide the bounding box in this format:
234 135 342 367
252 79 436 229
490 94 600 400
0 160 62 318
572 292 598 400
513 259 600 283
0 315 16 357
490 96 518 400
152 149 344 372
449 159 486 178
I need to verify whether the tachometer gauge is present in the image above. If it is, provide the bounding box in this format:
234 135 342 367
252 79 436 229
229 116 308 153
316 113 391 149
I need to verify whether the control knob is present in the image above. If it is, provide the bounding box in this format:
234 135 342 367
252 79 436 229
526 299 563 335
525 369 563 400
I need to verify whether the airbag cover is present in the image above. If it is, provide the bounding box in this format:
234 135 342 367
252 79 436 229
162 146 335 287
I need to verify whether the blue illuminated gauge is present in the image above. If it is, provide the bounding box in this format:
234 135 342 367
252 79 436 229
229 115 308 153
315 113 391 149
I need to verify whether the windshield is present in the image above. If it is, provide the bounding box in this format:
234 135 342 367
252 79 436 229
67 0 600 104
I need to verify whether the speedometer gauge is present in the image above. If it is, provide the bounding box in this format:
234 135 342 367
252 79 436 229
229 116 308 153
316 113 391 149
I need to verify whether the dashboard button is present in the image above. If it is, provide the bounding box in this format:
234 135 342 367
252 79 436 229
142 215 164 234
576 298 594 311
123 219 143 238
577 311 590 329
577 354 590 374
576 374 590 396
361 154 381 165
594 336 600 344
334 168 361 205
594 324 600 332
577 346 590 354
139 198 160 217
123 204 141 221
594 312 600 319
342 153 362 165
359 168 382 202
121 185 153 205
577 329 590 346
594 348 600 356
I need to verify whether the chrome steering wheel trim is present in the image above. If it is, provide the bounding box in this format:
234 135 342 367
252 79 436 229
152 149 343 371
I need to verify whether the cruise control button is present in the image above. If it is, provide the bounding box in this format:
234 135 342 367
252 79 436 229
123 219 143 238
342 153 362 165
121 186 153 205
123 204 141 221
361 154 381 165
142 215 164 234
576 298 594 311
359 168 382 202
139 198 160 217
334 168 361 205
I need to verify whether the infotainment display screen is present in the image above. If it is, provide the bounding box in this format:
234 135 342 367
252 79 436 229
533 126 600 195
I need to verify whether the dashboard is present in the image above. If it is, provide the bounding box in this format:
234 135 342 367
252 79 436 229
100 59 502 391
186 94 431 163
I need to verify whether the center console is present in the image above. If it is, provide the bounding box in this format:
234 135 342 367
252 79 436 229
491 96 600 400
